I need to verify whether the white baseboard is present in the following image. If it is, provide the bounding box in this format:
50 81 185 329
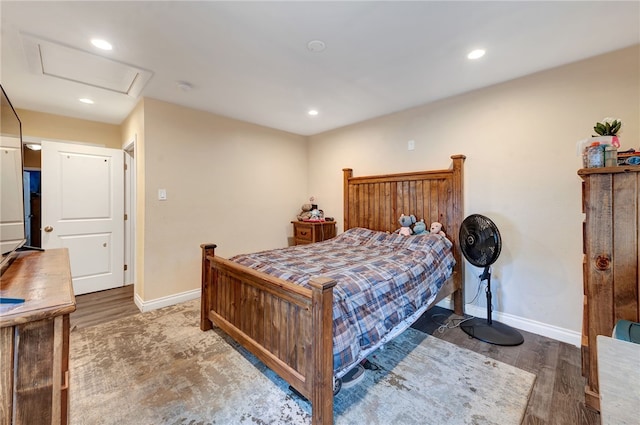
134 288 200 313
132 290 581 347
437 297 581 347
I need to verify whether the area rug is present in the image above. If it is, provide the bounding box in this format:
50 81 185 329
69 299 535 425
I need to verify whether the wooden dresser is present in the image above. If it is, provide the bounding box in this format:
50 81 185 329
578 166 639 411
0 249 76 425
291 220 336 245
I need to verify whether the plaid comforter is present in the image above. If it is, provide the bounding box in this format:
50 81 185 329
230 227 455 376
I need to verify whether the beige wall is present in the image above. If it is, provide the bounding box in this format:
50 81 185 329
134 98 308 302
307 45 640 335
16 109 121 148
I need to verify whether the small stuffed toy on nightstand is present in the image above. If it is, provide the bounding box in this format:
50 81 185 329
430 222 446 237
297 203 313 221
395 214 416 236
413 219 427 235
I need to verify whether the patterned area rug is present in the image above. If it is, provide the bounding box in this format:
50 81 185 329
69 300 535 425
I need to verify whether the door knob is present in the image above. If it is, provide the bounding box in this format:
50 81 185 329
44 225 54 233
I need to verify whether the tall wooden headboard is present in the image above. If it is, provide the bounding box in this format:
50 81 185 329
343 154 466 312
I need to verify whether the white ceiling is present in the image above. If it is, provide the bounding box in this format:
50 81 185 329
1 1 639 136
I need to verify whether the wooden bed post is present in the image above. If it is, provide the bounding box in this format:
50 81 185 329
200 243 217 331
450 155 465 316
342 168 353 232
309 276 337 425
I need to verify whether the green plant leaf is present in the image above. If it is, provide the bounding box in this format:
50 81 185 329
611 121 621 135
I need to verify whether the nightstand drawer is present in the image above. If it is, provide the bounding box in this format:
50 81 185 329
295 226 313 242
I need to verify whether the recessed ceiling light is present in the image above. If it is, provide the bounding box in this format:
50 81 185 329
91 38 113 51
308 109 319 116
467 49 486 60
79 98 94 104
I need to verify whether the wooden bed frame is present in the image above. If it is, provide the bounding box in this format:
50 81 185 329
200 154 465 425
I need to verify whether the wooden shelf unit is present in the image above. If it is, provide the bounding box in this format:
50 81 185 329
578 166 640 411
0 249 76 425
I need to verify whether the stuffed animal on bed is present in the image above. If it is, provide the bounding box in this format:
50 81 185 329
430 222 446 237
395 214 416 236
413 219 427 235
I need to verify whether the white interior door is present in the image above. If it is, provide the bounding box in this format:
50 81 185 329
41 141 124 295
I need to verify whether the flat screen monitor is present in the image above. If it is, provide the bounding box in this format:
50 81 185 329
0 84 26 274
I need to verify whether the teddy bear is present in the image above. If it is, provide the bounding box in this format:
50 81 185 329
297 203 314 221
395 214 416 236
430 222 446 237
413 219 427 235
297 202 324 221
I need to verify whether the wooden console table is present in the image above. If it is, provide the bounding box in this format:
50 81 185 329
0 249 76 425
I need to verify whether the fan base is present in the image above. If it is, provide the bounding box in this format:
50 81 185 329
460 317 524 346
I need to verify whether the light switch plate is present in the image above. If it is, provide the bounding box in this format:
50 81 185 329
158 189 167 201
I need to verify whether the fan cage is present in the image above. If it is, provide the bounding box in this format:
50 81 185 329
459 214 501 268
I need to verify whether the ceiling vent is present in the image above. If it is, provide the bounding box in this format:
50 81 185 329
21 33 152 98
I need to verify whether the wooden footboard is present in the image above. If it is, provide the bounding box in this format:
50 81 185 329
200 243 336 425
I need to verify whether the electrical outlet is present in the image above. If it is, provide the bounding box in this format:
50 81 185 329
407 140 415 151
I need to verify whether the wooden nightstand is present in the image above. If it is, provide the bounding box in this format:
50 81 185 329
292 221 336 245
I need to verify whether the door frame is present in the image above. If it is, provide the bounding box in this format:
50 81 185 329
123 136 136 290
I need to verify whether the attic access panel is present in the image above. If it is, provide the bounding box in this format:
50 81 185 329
22 34 152 97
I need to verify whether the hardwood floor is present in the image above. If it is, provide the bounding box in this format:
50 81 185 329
412 307 601 425
70 287 601 425
70 285 140 331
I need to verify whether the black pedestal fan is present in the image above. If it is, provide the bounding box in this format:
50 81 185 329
459 214 524 346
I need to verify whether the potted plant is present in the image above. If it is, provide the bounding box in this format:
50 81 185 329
592 117 622 148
